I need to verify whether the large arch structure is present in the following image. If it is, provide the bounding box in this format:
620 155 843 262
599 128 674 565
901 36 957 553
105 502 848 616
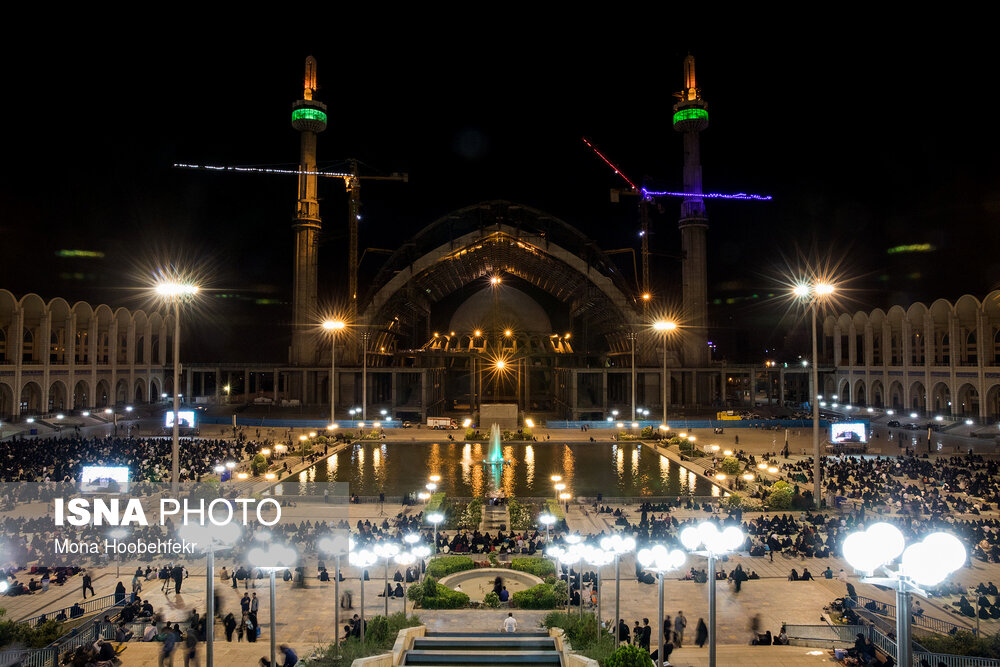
361 201 642 349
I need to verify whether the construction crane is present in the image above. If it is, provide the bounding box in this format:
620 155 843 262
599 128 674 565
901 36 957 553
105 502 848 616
582 136 771 308
174 160 407 324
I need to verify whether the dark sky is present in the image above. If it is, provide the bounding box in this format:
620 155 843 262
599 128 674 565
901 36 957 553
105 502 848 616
2 30 997 363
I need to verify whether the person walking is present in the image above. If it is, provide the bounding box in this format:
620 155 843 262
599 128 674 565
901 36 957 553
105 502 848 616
173 564 184 595
695 618 708 648
223 613 237 642
503 612 517 633
663 615 672 648
82 571 95 599
159 626 178 667
674 611 687 647
183 631 199 667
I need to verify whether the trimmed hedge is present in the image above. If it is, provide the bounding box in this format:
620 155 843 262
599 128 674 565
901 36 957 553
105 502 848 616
511 582 562 609
426 555 475 579
606 643 654 667
510 557 555 578
415 576 469 609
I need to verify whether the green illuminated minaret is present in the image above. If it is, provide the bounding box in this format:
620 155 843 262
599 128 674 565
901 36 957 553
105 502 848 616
290 56 328 366
673 54 710 368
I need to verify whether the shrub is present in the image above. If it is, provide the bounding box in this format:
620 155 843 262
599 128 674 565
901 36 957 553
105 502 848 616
917 630 1000 659
406 583 424 605
768 480 794 509
511 582 561 609
507 498 532 530
483 591 500 608
414 576 469 609
457 498 483 529
314 611 421 666
488 552 499 567
605 643 654 667
427 556 475 579
511 557 555 577
0 609 64 649
542 612 614 664
720 456 741 475
252 453 268 475
425 492 446 514
640 426 653 438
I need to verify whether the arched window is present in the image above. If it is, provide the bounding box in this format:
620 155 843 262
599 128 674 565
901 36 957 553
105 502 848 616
911 331 925 365
0 327 6 363
890 333 900 365
22 328 34 363
50 330 61 363
872 333 882 365
966 331 977 366
939 333 950 365
75 330 88 363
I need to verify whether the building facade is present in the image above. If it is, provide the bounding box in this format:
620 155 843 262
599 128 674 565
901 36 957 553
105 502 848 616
0 290 172 418
823 293 1000 420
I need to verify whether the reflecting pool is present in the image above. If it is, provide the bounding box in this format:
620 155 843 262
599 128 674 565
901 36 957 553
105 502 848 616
293 441 717 497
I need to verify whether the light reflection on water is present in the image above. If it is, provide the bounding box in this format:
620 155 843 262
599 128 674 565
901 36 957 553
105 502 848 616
299 442 716 497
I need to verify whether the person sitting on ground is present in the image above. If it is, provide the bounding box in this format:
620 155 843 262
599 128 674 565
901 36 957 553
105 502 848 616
499 586 509 602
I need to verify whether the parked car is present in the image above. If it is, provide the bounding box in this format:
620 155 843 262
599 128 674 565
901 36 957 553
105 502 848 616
886 420 900 428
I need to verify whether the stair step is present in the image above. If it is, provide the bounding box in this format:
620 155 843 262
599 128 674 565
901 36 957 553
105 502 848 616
413 638 555 650
426 632 550 638
404 650 560 665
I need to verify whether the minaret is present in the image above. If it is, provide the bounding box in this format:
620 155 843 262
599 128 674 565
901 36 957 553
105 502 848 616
289 56 328 365
673 54 710 367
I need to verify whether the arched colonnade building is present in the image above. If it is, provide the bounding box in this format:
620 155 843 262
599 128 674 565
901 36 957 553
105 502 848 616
823 293 1000 420
0 289 172 418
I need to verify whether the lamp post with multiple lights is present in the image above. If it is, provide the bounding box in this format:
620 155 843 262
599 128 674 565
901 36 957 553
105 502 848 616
842 524 966 666
155 278 199 494
322 319 346 424
637 545 686 667
179 522 242 667
793 281 834 508
248 542 298 667
653 321 678 422
680 523 745 667
600 534 636 648
349 547 378 644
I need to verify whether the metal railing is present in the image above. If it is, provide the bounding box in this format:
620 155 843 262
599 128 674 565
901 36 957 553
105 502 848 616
845 594 973 636
20 593 121 628
784 622 1000 667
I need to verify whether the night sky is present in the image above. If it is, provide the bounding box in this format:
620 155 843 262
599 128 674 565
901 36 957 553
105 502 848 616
2 32 997 363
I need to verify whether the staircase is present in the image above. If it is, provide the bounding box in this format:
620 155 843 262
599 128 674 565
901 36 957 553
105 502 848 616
481 503 509 532
403 631 561 666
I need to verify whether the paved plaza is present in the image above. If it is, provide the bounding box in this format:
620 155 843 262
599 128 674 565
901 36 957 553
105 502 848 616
4 420 999 665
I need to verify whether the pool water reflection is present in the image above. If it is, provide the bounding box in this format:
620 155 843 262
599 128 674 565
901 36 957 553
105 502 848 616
295 441 716 497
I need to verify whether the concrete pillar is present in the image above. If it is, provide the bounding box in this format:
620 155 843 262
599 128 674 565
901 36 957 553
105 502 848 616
214 367 221 404
185 370 194 400
569 370 578 420
602 370 608 416
719 370 726 404
273 370 279 403
833 325 842 366
779 368 785 406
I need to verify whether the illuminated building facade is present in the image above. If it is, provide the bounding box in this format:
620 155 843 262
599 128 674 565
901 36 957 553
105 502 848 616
0 290 171 418
823 293 1000 419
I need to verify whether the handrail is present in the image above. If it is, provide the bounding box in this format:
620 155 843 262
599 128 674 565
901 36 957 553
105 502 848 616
20 593 121 628
845 594 972 636
784 623 1000 667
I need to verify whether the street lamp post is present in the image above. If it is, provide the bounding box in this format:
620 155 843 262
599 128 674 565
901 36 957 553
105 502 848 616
680 523 745 667
322 320 346 424
394 551 416 616
539 513 556 543
637 545 687 667
794 282 834 508
348 548 378 644
247 541 297 667
842 523 966 667
629 331 637 421
179 523 242 667
427 512 444 555
653 322 677 422
155 279 198 494
318 534 351 660
373 542 400 618
583 547 612 640
600 535 636 648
